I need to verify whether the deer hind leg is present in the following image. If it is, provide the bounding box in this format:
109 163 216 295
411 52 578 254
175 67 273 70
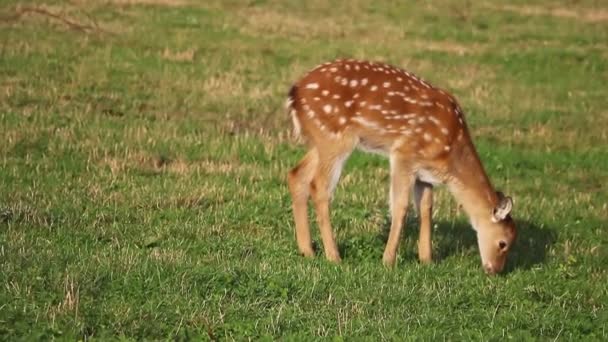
383 154 415 267
309 144 354 263
414 180 433 264
288 148 319 257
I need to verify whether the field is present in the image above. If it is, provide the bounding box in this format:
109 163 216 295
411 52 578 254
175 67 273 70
1 0 607 339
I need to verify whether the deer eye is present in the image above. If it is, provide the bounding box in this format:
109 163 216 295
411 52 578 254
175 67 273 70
498 241 508 251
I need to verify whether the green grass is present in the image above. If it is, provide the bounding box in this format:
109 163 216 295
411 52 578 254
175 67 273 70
1 0 607 339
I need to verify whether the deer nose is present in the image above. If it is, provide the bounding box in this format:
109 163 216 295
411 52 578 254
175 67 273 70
483 263 497 275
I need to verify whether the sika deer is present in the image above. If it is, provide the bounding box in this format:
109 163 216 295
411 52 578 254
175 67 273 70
286 59 516 274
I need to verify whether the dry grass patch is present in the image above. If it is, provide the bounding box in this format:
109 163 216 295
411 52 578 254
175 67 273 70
443 64 495 92
236 7 348 40
149 248 188 264
101 153 263 176
202 72 244 101
2 3 118 35
161 47 196 62
101 0 192 7
46 274 80 324
410 39 484 56
486 3 608 23
236 6 484 56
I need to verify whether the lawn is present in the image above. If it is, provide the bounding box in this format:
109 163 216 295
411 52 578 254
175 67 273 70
0 0 607 340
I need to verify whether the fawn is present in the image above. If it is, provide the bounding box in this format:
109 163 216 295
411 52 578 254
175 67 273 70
286 59 516 274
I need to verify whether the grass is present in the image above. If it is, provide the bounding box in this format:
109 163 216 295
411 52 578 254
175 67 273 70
1 0 607 339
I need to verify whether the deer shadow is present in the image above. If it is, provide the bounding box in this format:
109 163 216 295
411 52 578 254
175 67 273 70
431 219 555 272
338 216 555 273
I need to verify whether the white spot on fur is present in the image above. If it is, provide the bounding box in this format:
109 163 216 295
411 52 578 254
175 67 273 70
323 105 332 114
428 116 440 125
345 100 354 108
417 169 441 185
322 90 330 96
370 85 378 91
305 83 319 89
350 79 358 87
352 116 379 129
291 110 301 137
397 113 416 119
285 97 294 110
383 82 391 88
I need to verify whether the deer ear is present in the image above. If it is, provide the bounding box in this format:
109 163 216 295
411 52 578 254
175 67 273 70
492 195 513 222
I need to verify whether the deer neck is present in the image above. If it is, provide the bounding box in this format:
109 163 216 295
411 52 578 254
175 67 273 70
447 140 499 232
